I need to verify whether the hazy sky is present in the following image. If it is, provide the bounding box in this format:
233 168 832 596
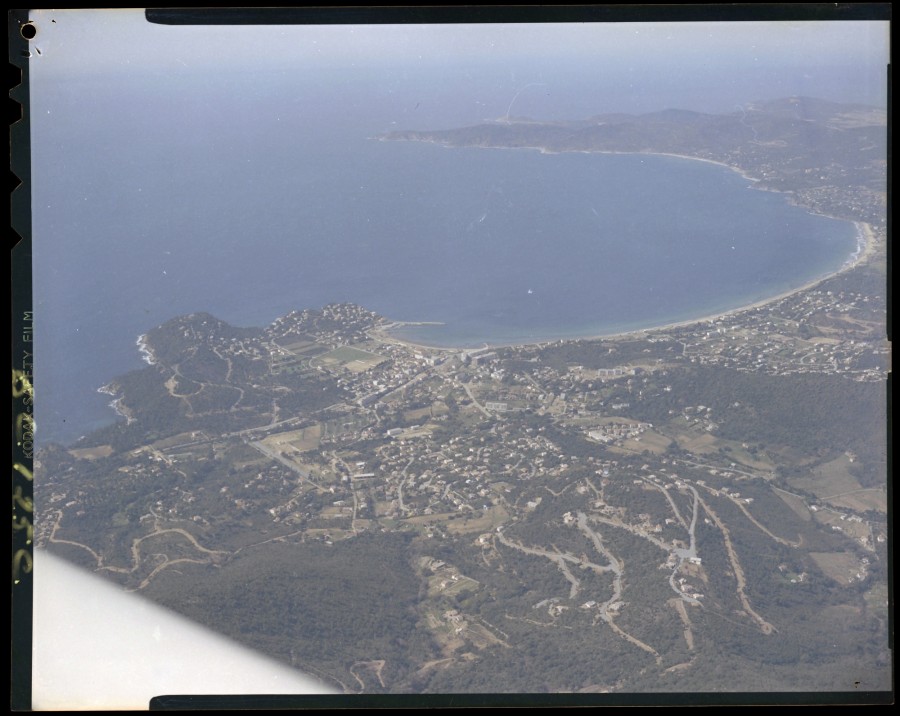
27 9 889 78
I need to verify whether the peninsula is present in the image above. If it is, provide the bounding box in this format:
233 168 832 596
378 97 886 227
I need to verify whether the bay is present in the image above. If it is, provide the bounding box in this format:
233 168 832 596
31 71 858 445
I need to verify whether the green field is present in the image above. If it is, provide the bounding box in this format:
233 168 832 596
316 345 387 373
263 424 322 452
826 489 886 513
621 429 672 455
270 339 331 375
405 512 458 526
670 425 775 472
788 454 882 510
445 505 509 535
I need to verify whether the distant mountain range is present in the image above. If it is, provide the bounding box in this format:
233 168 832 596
379 97 886 225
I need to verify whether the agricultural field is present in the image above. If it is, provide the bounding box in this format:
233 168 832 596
771 487 812 522
68 444 114 460
822 487 887 513
270 337 331 374
444 506 509 535
262 425 323 453
151 431 208 450
809 551 867 586
789 454 885 512
669 427 775 472
620 429 672 455
274 335 320 353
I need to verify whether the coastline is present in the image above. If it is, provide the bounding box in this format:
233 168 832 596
97 383 135 425
136 333 157 366
376 220 877 353
547 147 765 188
373 136 879 353
83 218 877 441
405 135 876 223
414 136 767 190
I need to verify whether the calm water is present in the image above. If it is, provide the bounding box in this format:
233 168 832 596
32 67 860 445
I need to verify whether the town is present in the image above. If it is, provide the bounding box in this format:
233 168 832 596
35 223 888 692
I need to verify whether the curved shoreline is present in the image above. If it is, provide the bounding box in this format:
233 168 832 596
544 147 764 187
420 137 769 192
373 138 878 350
377 220 877 352
427 137 858 219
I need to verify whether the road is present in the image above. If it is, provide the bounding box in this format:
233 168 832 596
495 530 613 575
250 439 315 486
643 478 688 529
397 457 415 513
461 381 492 418
696 492 776 635
576 512 660 660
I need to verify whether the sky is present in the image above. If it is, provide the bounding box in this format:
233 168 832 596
26 9 890 80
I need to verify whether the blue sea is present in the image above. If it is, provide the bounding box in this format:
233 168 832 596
31 62 870 445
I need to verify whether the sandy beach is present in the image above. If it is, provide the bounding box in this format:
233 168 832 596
596 220 879 339
376 217 879 353
377 140 881 350
542 147 764 186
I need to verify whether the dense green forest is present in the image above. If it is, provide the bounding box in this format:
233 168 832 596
142 533 436 692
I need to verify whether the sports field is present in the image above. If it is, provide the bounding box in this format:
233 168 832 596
316 345 388 373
